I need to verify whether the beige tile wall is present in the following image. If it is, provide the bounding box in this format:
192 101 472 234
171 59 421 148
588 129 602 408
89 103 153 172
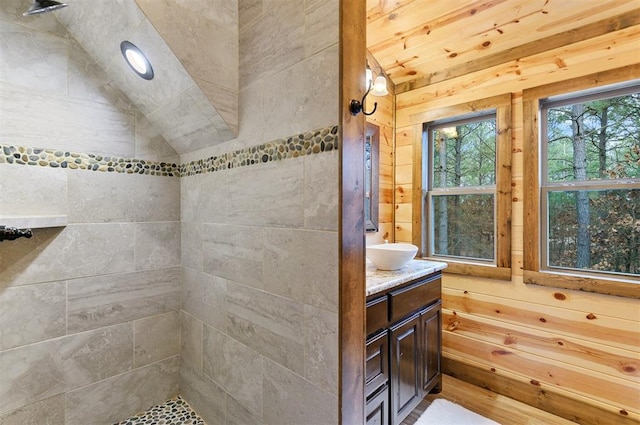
0 3 182 423
179 142 340 425
0 173 182 425
134 0 240 136
177 1 340 424
0 1 177 162
0 2 341 425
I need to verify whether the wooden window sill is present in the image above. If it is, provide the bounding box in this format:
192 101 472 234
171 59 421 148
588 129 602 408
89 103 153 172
429 260 512 281
523 270 639 299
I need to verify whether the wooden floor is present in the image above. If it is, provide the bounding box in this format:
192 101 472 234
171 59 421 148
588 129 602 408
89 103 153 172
401 374 578 425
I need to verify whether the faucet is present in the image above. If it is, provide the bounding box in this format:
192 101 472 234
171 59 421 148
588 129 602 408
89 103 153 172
0 225 33 242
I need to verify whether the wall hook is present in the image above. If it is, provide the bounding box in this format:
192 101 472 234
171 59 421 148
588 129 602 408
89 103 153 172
349 81 378 116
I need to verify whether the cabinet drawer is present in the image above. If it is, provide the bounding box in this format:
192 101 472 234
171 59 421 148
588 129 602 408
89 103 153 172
366 296 388 337
365 330 389 398
389 276 440 324
365 384 390 425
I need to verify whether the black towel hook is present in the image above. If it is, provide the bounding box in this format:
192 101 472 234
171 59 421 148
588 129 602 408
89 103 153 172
349 80 378 116
0 225 33 242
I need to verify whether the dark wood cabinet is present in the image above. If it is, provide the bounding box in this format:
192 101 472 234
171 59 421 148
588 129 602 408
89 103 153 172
366 384 390 425
420 301 442 393
366 330 389 397
366 330 389 425
365 273 442 425
390 312 422 424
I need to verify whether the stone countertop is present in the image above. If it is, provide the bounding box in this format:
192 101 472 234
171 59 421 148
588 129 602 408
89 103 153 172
366 259 448 297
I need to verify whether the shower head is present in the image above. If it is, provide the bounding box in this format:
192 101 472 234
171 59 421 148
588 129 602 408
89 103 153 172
23 0 68 16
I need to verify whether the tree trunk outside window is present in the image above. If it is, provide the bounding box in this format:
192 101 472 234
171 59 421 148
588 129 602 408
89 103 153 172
436 135 448 255
572 104 590 269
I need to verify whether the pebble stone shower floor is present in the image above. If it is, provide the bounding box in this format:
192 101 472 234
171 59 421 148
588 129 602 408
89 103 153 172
113 396 206 425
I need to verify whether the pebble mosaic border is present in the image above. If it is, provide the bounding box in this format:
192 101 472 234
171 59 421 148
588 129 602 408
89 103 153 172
179 125 339 176
0 125 339 178
0 145 179 176
113 396 205 425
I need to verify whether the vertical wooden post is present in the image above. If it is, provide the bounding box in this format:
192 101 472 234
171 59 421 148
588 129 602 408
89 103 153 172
411 124 424 255
339 0 366 424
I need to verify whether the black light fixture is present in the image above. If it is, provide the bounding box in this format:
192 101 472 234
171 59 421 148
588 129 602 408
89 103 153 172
350 66 389 116
120 41 154 80
23 0 67 16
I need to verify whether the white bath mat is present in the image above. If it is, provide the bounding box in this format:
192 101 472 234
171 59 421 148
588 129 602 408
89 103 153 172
415 398 501 425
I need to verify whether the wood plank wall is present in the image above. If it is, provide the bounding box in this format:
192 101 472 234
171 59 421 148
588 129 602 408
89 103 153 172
366 51 395 244
393 15 640 425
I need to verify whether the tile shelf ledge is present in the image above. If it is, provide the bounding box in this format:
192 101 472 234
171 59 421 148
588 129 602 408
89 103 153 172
0 214 68 229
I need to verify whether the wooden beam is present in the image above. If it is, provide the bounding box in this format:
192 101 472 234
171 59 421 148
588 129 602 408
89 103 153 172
395 10 640 94
339 0 366 424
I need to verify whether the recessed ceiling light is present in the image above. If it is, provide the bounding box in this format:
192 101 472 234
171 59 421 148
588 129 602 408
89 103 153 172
120 41 154 80
23 0 68 16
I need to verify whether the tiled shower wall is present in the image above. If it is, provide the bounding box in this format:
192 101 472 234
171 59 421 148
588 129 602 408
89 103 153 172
0 3 182 424
177 1 340 424
1 1 341 425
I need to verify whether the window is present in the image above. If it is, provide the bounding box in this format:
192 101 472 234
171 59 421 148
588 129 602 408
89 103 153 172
523 68 640 298
426 113 497 262
413 94 512 280
540 84 640 278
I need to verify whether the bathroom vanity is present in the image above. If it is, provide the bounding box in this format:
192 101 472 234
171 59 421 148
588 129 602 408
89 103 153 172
365 260 447 425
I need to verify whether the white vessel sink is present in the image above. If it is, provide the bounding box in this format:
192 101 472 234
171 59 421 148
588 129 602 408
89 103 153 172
366 242 419 270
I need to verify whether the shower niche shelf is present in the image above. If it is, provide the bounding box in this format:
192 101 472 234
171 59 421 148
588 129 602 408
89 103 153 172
0 214 67 229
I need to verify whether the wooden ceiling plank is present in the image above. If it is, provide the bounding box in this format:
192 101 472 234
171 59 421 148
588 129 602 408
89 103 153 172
396 51 640 128
375 3 640 85
366 0 417 23
371 2 563 84
535 0 638 33
397 30 640 111
395 33 640 127
393 10 640 93
366 0 496 48
370 0 542 53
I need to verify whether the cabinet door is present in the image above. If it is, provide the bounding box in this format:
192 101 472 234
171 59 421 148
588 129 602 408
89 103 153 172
390 312 422 425
421 301 442 393
366 385 390 425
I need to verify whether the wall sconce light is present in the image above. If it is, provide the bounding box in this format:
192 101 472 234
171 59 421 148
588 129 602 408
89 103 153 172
350 66 388 116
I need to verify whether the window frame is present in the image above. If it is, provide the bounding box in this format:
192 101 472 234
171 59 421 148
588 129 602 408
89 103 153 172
523 66 640 298
425 112 498 263
411 94 512 280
